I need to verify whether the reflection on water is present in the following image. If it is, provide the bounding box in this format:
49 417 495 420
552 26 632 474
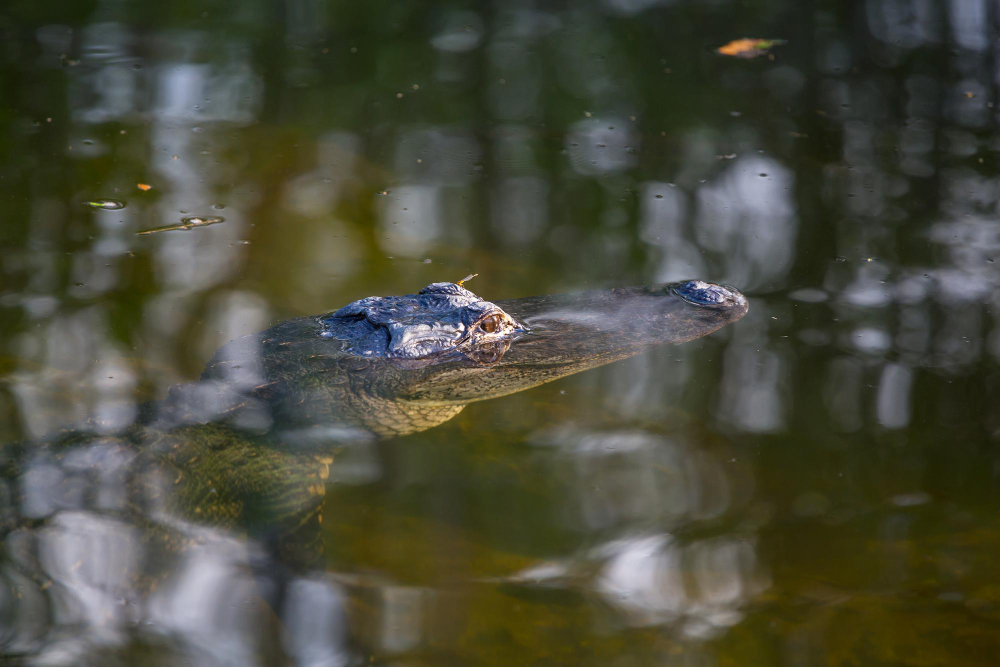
519 426 767 638
2 0 1000 664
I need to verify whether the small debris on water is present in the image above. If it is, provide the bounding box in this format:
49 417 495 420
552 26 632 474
136 216 225 235
717 38 786 59
85 199 125 210
137 183 152 191
717 153 737 160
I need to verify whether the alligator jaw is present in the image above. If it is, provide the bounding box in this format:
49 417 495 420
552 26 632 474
399 281 748 405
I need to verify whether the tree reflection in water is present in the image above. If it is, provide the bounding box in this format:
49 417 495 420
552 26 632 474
1 0 1000 664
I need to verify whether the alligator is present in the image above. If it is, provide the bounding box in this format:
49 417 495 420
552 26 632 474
159 278 748 435
0 279 748 649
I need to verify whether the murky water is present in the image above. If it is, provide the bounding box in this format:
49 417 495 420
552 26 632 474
1 2 999 665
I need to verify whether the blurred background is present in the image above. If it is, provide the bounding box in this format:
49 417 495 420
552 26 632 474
1 0 999 664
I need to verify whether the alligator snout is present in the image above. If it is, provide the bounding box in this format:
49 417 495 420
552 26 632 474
672 280 748 312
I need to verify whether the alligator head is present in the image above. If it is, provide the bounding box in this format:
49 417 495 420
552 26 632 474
319 281 524 362
396 280 748 405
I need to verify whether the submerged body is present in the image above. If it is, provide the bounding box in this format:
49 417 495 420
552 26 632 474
0 279 748 602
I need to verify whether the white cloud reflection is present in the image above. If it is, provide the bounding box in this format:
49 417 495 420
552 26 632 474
430 11 484 53
282 577 350 667
595 534 767 637
376 185 444 257
716 346 787 434
694 156 797 290
876 363 913 429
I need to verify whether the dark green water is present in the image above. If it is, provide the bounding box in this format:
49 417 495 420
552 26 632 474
1 1 999 665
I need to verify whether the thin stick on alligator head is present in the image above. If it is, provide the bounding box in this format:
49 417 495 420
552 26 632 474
161 279 749 441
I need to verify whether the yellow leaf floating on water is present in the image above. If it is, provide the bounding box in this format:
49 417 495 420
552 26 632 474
137 183 152 191
717 38 786 59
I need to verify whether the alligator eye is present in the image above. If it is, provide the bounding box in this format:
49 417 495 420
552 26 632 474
479 314 501 333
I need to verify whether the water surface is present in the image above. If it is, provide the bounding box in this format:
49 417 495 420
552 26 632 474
1 1 999 665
